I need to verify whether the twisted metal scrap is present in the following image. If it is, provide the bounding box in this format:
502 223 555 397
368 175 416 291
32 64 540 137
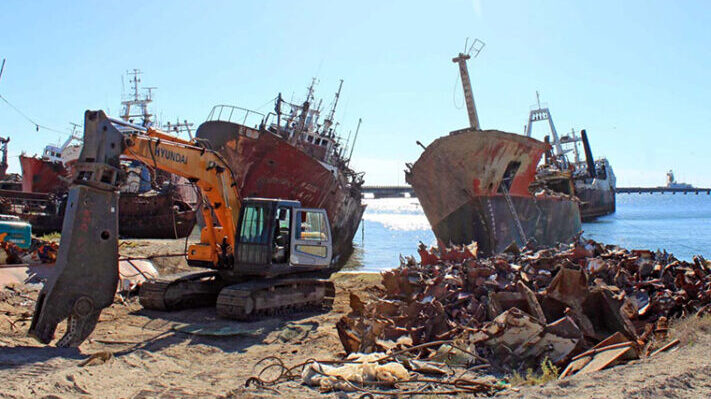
245 340 500 397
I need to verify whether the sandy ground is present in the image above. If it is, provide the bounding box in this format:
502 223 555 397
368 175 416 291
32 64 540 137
502 334 711 399
1 238 710 398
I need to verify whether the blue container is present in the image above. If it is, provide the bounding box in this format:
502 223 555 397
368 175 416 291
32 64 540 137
0 214 32 249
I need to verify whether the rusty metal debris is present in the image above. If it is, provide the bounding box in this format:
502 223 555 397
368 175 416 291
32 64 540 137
0 237 159 293
247 341 505 396
336 237 711 386
0 238 58 265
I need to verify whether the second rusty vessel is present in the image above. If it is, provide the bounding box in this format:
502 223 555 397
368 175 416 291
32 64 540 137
406 42 581 255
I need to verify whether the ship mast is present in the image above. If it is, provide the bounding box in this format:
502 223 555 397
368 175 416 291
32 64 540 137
526 91 563 156
0 137 9 178
570 128 580 164
294 78 317 139
121 69 154 127
347 117 362 165
164 118 195 140
305 77 317 103
322 79 343 138
453 38 485 130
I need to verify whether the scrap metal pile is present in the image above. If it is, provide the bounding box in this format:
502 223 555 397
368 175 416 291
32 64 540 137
336 237 711 385
0 238 58 265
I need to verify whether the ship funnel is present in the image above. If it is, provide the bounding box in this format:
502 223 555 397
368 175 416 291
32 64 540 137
580 129 596 178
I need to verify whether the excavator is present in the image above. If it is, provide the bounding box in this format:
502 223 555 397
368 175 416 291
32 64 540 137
29 110 336 347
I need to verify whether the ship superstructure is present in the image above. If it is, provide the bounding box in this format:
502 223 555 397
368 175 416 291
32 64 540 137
664 170 693 189
196 79 365 265
526 92 616 220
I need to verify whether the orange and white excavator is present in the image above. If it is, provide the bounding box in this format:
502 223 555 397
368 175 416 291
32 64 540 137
29 110 336 347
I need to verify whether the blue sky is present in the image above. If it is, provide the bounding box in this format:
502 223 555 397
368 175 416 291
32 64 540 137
0 1 709 186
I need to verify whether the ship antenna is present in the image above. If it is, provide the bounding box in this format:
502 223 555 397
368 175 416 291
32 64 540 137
184 119 193 140
69 122 81 139
294 78 318 138
275 93 283 134
452 38 485 130
0 58 6 84
536 90 541 108
322 79 344 138
571 128 580 164
306 77 318 103
342 129 352 158
347 117 362 165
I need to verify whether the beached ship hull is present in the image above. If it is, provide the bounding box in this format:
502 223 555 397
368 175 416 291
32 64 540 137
406 128 581 256
15 155 196 238
117 192 197 238
574 159 616 221
19 155 69 194
576 185 615 221
0 188 196 238
195 120 365 265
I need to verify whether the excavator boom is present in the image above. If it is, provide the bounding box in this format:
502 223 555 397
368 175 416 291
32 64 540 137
29 110 242 346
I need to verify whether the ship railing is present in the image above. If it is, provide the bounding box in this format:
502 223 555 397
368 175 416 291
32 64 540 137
206 105 266 128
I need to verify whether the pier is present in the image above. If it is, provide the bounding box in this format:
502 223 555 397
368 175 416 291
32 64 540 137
615 187 711 195
362 185 711 198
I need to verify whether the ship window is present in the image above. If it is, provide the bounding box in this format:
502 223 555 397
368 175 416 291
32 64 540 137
498 161 521 193
307 136 313 143
239 205 269 244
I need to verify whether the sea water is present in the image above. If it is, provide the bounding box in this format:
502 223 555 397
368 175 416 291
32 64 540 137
343 193 711 272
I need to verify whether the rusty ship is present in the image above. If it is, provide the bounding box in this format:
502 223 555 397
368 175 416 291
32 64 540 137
194 79 365 266
7 70 197 237
525 93 616 221
15 139 197 238
406 42 581 256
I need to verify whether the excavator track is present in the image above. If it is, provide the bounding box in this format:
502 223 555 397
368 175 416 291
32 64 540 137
139 271 226 311
216 278 335 320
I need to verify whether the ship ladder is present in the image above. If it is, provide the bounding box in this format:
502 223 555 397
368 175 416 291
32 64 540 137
500 185 528 245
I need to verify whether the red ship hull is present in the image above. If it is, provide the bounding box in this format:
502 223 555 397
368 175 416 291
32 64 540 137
14 155 196 238
196 121 365 265
19 155 69 194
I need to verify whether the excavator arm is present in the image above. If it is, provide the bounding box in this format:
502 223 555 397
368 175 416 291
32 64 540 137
29 110 241 346
122 119 240 267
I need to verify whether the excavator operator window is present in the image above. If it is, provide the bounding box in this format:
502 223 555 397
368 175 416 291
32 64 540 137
239 205 269 244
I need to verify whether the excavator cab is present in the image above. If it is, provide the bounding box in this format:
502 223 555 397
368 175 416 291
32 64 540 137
228 198 332 276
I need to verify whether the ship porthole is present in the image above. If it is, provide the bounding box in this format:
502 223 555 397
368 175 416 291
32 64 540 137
100 231 111 240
